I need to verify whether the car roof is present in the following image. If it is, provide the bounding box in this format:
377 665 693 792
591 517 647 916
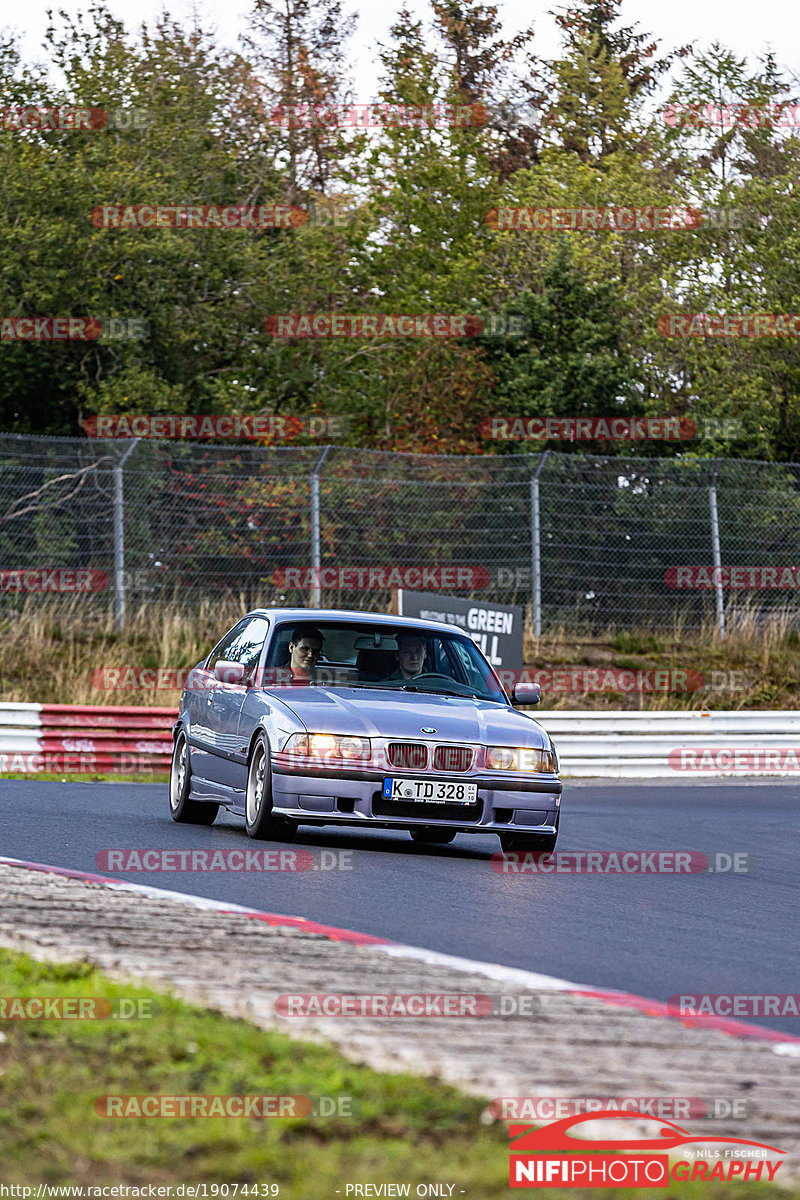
242 607 465 636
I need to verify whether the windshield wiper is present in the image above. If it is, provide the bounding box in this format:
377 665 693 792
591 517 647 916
330 681 402 691
400 684 482 700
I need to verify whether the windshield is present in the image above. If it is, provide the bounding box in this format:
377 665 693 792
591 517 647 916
264 621 508 702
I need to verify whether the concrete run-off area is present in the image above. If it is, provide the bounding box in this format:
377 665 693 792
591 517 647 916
0 860 797 1182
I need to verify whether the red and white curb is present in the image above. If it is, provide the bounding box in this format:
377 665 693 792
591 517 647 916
1 854 798 1055
0 702 173 772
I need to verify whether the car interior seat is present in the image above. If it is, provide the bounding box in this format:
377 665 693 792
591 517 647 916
356 648 399 681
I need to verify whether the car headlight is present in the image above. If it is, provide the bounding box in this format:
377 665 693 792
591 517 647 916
282 733 371 763
486 746 557 773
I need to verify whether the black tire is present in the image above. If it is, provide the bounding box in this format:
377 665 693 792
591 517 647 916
499 813 559 855
245 734 296 840
169 731 219 824
409 827 457 845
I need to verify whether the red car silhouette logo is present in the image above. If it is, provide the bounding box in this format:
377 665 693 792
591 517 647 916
510 1111 785 1155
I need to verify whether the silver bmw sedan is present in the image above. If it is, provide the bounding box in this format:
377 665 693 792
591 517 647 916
169 608 561 852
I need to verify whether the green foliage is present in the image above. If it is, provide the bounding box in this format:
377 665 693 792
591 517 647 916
475 240 641 434
0 0 798 460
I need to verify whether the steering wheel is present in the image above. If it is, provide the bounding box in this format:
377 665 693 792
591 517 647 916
408 672 457 683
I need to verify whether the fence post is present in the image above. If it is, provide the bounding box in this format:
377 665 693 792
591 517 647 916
709 461 725 640
113 439 140 631
310 445 331 608
530 451 549 637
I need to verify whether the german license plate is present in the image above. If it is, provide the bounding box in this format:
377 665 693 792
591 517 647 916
382 777 477 803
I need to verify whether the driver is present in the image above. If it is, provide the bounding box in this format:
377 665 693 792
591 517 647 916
286 625 324 684
386 632 427 680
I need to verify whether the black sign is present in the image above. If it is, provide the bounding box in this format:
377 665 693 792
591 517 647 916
397 590 524 669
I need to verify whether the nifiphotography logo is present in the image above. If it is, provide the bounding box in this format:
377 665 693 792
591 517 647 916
508 1111 785 1187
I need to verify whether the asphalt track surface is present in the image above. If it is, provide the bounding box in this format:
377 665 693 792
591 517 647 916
2 779 798 1036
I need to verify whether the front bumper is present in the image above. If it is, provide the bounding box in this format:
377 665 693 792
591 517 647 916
270 765 561 835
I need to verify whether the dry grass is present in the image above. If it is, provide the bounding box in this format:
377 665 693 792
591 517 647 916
524 601 800 709
0 596 250 707
0 597 797 710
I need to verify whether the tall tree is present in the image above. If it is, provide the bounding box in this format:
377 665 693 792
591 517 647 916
475 238 642 449
242 0 356 199
533 0 690 165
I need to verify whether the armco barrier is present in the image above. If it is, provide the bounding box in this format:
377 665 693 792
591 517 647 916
0 703 174 773
542 710 800 778
0 703 797 778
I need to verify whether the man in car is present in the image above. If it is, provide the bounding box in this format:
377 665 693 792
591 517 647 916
386 632 428 680
286 625 324 684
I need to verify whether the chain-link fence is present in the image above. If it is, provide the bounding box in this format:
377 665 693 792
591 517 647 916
1 433 799 634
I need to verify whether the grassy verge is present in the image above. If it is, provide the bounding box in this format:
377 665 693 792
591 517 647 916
0 598 797 710
0 948 793 1197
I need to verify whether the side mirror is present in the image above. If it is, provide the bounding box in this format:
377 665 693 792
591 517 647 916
511 682 540 706
214 660 245 685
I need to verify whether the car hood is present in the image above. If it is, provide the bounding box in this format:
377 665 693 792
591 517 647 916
273 686 549 746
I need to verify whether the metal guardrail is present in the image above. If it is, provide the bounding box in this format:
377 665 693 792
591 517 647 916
541 710 800 777
0 702 174 773
0 703 797 779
